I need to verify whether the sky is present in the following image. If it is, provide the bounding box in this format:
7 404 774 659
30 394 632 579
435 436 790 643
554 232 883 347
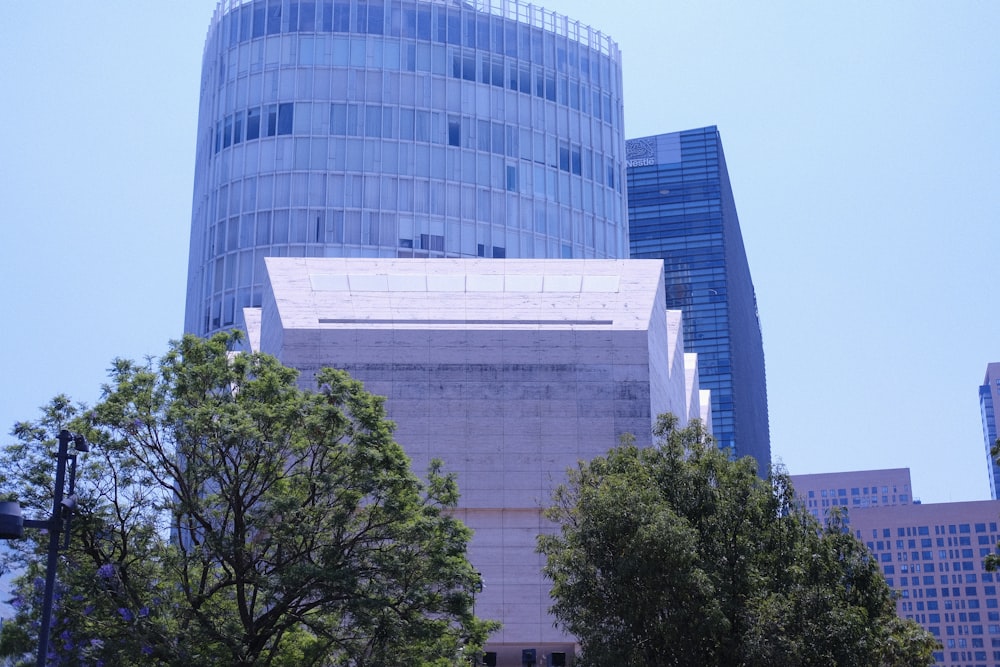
1 1 998 510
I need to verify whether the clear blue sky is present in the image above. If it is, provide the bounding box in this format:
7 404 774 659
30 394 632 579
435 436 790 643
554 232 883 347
1 1 998 505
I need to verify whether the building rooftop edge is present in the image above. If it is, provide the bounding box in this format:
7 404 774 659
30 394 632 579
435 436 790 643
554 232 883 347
790 468 912 479
206 0 621 58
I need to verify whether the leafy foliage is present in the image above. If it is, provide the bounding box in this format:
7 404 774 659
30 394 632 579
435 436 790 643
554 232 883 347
1 333 495 666
538 414 939 667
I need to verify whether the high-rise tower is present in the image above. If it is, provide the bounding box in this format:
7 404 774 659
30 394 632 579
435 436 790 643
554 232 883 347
980 363 1000 498
185 0 627 336
626 126 771 470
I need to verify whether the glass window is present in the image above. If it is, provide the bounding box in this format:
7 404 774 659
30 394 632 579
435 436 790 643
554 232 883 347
330 104 346 135
266 105 278 136
415 111 430 142
252 2 266 38
491 122 504 155
246 107 261 140
360 1 384 35
277 103 294 135
233 111 244 145
399 108 414 140
266 0 281 35
300 1 315 31
365 106 382 138
416 7 431 40
332 2 350 32
239 4 253 40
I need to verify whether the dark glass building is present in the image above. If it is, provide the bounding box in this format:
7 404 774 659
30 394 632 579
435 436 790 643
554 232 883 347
980 363 1000 499
626 126 771 470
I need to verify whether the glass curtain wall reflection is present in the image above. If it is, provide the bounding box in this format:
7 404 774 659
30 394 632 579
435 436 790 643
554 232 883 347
186 0 627 335
980 363 1000 499
626 126 771 471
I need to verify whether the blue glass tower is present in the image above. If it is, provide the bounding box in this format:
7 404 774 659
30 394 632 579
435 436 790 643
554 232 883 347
626 126 771 470
185 0 627 336
980 363 1000 499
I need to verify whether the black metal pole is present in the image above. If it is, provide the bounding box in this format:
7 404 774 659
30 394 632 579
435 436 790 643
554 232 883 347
35 429 71 667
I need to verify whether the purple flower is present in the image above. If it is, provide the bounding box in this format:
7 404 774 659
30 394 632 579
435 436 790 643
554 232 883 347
117 607 133 622
138 606 149 618
142 646 154 656
97 563 116 580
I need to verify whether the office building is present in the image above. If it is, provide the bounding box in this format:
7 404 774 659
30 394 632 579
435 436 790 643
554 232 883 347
850 501 1000 667
626 126 770 470
243 257 709 664
981 364 1000 499
793 468 915 520
186 0 628 336
792 469 1000 667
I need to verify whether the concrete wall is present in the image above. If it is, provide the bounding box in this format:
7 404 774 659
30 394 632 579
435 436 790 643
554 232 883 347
247 257 705 663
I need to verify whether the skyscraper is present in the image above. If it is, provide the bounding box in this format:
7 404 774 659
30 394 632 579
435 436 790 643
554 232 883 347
626 126 771 469
185 0 628 336
980 363 1000 499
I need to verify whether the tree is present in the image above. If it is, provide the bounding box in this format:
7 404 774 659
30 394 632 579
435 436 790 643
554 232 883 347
0 333 496 666
0 394 171 667
538 414 938 667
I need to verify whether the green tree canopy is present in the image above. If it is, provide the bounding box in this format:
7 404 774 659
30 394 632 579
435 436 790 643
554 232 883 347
538 414 938 667
0 333 496 666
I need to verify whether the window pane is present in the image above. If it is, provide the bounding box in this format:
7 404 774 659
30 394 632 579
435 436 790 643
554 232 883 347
277 103 294 135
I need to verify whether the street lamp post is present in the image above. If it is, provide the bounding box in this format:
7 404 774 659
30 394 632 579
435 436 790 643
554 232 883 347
471 572 483 666
0 429 88 667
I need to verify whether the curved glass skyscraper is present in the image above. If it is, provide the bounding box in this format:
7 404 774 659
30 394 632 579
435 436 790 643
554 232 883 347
185 0 626 335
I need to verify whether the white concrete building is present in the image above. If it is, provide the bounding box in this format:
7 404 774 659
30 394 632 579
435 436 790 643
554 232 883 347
243 257 708 665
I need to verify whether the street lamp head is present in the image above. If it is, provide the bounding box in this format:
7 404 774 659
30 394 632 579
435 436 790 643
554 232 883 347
72 433 89 453
0 500 24 540
60 494 79 513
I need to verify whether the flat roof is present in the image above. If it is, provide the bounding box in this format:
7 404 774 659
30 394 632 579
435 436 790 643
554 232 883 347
262 258 666 332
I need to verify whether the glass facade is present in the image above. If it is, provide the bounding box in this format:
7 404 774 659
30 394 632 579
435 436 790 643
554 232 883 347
626 126 770 470
981 364 1000 499
185 0 628 335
